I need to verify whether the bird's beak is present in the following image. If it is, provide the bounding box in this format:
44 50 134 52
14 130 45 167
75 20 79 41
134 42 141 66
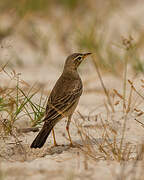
83 53 92 59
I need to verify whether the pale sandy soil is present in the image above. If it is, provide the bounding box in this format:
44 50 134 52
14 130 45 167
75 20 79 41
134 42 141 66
1 1 144 180
1 66 144 180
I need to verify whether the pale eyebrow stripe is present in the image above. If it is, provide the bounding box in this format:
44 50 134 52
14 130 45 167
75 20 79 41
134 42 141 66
74 55 83 61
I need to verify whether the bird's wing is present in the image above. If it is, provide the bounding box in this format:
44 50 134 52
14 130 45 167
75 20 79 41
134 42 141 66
44 86 82 122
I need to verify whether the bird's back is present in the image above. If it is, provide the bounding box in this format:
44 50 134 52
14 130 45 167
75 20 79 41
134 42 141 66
45 71 83 121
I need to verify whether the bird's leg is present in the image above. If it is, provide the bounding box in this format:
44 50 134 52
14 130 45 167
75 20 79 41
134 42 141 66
66 115 73 146
52 128 58 146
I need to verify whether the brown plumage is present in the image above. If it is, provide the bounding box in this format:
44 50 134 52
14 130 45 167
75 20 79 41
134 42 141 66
30 53 91 148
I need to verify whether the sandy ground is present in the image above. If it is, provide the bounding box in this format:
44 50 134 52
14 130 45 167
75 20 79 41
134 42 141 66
1 65 144 180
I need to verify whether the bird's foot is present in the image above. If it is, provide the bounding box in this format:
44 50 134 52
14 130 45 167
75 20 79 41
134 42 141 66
69 143 76 148
52 142 59 147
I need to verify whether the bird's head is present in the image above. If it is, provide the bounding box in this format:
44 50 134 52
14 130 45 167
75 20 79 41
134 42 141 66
64 53 92 71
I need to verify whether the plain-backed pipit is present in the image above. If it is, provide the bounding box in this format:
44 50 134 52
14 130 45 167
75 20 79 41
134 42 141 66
30 53 91 148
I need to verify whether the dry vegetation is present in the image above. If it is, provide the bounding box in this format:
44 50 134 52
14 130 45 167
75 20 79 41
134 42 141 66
1 0 144 180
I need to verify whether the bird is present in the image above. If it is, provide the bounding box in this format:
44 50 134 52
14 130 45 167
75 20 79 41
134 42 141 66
30 52 92 148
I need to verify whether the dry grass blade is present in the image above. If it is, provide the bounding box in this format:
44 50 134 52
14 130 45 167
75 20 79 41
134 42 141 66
91 54 114 112
122 52 128 113
134 118 144 128
113 89 124 100
128 79 144 101
126 81 133 113
17 127 39 133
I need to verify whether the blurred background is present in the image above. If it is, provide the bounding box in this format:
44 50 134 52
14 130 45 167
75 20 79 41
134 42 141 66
0 0 144 75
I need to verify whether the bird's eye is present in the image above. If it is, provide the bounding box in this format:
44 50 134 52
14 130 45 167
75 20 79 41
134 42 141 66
76 56 82 61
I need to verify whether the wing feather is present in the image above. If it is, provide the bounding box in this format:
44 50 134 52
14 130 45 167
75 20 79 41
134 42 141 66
44 86 82 122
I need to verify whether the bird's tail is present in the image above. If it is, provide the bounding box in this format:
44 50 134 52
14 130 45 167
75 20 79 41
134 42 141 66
30 123 54 148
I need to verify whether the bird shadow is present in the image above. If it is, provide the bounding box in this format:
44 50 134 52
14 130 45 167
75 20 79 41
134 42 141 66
46 144 72 155
46 137 103 155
